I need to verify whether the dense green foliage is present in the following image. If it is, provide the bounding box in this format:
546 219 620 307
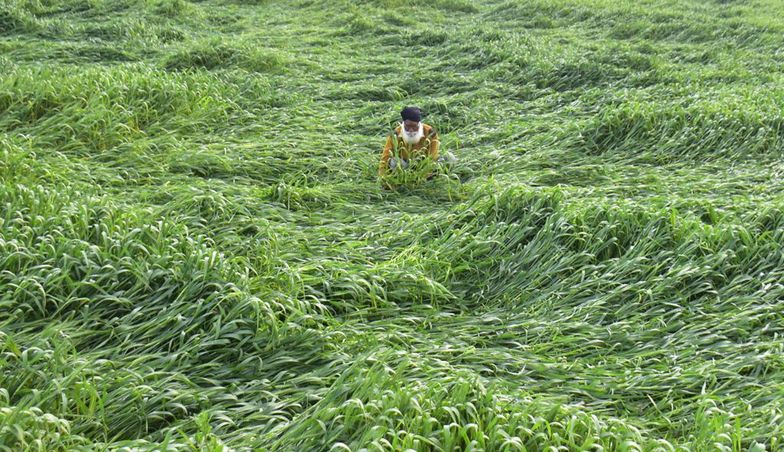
2 0 784 449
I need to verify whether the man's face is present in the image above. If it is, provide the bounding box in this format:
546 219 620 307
403 120 420 133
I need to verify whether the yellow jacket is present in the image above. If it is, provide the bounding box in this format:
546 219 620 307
378 124 440 176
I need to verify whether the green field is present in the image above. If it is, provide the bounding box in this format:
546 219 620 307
2 0 784 449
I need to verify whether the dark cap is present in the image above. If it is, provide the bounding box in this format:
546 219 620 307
401 106 422 122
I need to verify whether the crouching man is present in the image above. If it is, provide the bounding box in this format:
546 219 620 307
378 106 440 180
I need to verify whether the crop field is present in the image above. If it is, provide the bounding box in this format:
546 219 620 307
2 0 784 450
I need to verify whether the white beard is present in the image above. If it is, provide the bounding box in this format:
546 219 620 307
400 122 424 146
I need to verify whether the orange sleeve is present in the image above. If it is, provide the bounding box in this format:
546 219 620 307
429 130 440 161
379 135 394 177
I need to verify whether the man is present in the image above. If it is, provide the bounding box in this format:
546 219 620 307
378 106 440 179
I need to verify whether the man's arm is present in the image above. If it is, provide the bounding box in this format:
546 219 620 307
428 129 440 161
378 135 394 177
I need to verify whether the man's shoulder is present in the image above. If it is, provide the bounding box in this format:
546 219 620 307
424 124 438 137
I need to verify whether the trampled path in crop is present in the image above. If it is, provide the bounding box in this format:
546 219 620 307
2 0 784 450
